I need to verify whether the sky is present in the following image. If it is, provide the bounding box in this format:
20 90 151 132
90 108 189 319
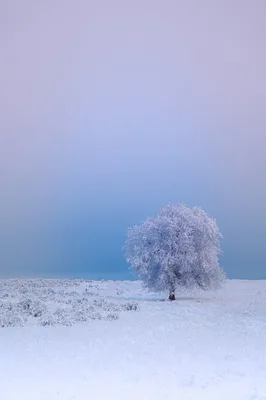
0 0 266 279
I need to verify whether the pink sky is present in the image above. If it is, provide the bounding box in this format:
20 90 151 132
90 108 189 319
0 0 266 277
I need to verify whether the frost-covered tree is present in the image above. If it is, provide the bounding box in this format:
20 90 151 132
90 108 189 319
125 204 225 300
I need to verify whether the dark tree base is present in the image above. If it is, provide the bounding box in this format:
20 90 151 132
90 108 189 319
169 294 176 301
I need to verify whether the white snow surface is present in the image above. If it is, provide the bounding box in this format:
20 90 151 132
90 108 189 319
0 278 266 399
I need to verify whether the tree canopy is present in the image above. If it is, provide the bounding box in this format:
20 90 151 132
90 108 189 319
125 204 225 296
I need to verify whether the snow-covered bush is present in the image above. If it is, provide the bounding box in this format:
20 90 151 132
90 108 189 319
122 302 140 312
105 313 119 321
0 279 141 327
40 315 56 327
125 203 225 299
17 299 47 317
83 288 99 296
0 302 26 327
53 308 73 326
0 313 25 328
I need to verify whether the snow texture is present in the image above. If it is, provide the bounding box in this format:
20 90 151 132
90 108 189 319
0 278 266 399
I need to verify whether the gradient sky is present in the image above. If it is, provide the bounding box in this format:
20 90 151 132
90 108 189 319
1 0 266 279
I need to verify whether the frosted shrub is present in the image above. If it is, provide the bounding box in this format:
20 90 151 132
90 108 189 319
40 315 56 327
122 302 140 311
125 203 225 300
0 313 25 328
105 313 119 321
0 279 141 327
17 299 47 317
54 308 73 326
73 310 88 323
0 303 26 327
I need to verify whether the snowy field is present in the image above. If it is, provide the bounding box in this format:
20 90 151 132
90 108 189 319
0 279 266 400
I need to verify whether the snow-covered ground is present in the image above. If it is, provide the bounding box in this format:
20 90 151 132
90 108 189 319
0 279 266 399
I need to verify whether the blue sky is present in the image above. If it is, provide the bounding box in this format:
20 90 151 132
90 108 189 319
0 1 266 278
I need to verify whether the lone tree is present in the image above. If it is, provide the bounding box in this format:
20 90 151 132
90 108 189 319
125 204 225 300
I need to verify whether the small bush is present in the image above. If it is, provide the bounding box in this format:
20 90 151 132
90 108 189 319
17 299 47 317
53 308 73 326
122 302 140 312
0 313 25 328
105 313 119 321
40 315 56 327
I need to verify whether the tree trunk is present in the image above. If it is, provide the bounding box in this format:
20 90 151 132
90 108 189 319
169 292 176 301
168 284 176 301
168 274 176 300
